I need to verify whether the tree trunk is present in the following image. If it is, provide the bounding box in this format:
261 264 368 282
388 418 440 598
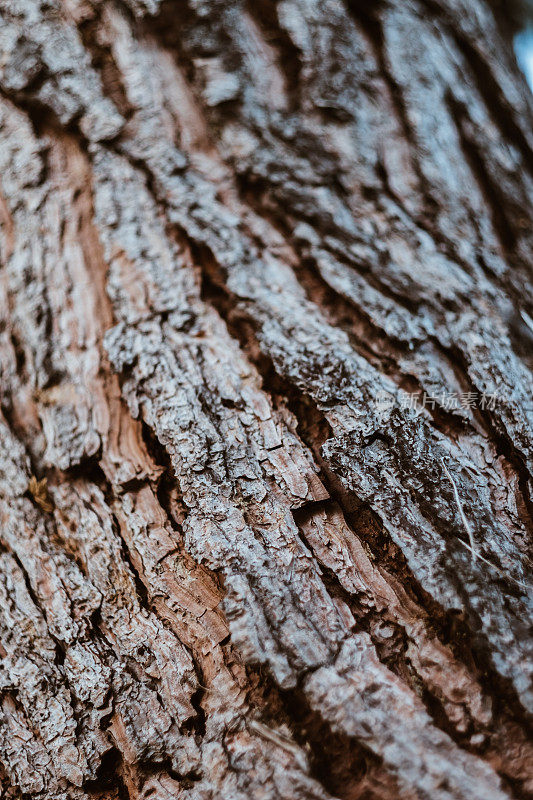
0 0 532 798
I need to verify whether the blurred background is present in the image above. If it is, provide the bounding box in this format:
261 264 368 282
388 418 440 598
514 0 533 88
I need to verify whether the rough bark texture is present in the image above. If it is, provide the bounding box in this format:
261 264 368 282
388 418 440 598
0 0 532 798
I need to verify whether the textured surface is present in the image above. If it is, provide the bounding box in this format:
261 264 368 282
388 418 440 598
0 0 532 798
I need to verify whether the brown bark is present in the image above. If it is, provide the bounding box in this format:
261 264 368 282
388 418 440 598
0 0 532 798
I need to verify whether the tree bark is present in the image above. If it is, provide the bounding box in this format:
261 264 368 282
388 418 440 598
0 0 532 798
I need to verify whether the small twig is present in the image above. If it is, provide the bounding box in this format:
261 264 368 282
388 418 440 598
457 538 532 591
440 458 477 562
248 719 303 758
520 308 533 334
440 458 531 590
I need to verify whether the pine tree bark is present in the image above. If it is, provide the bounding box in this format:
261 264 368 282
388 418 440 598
0 1 532 798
